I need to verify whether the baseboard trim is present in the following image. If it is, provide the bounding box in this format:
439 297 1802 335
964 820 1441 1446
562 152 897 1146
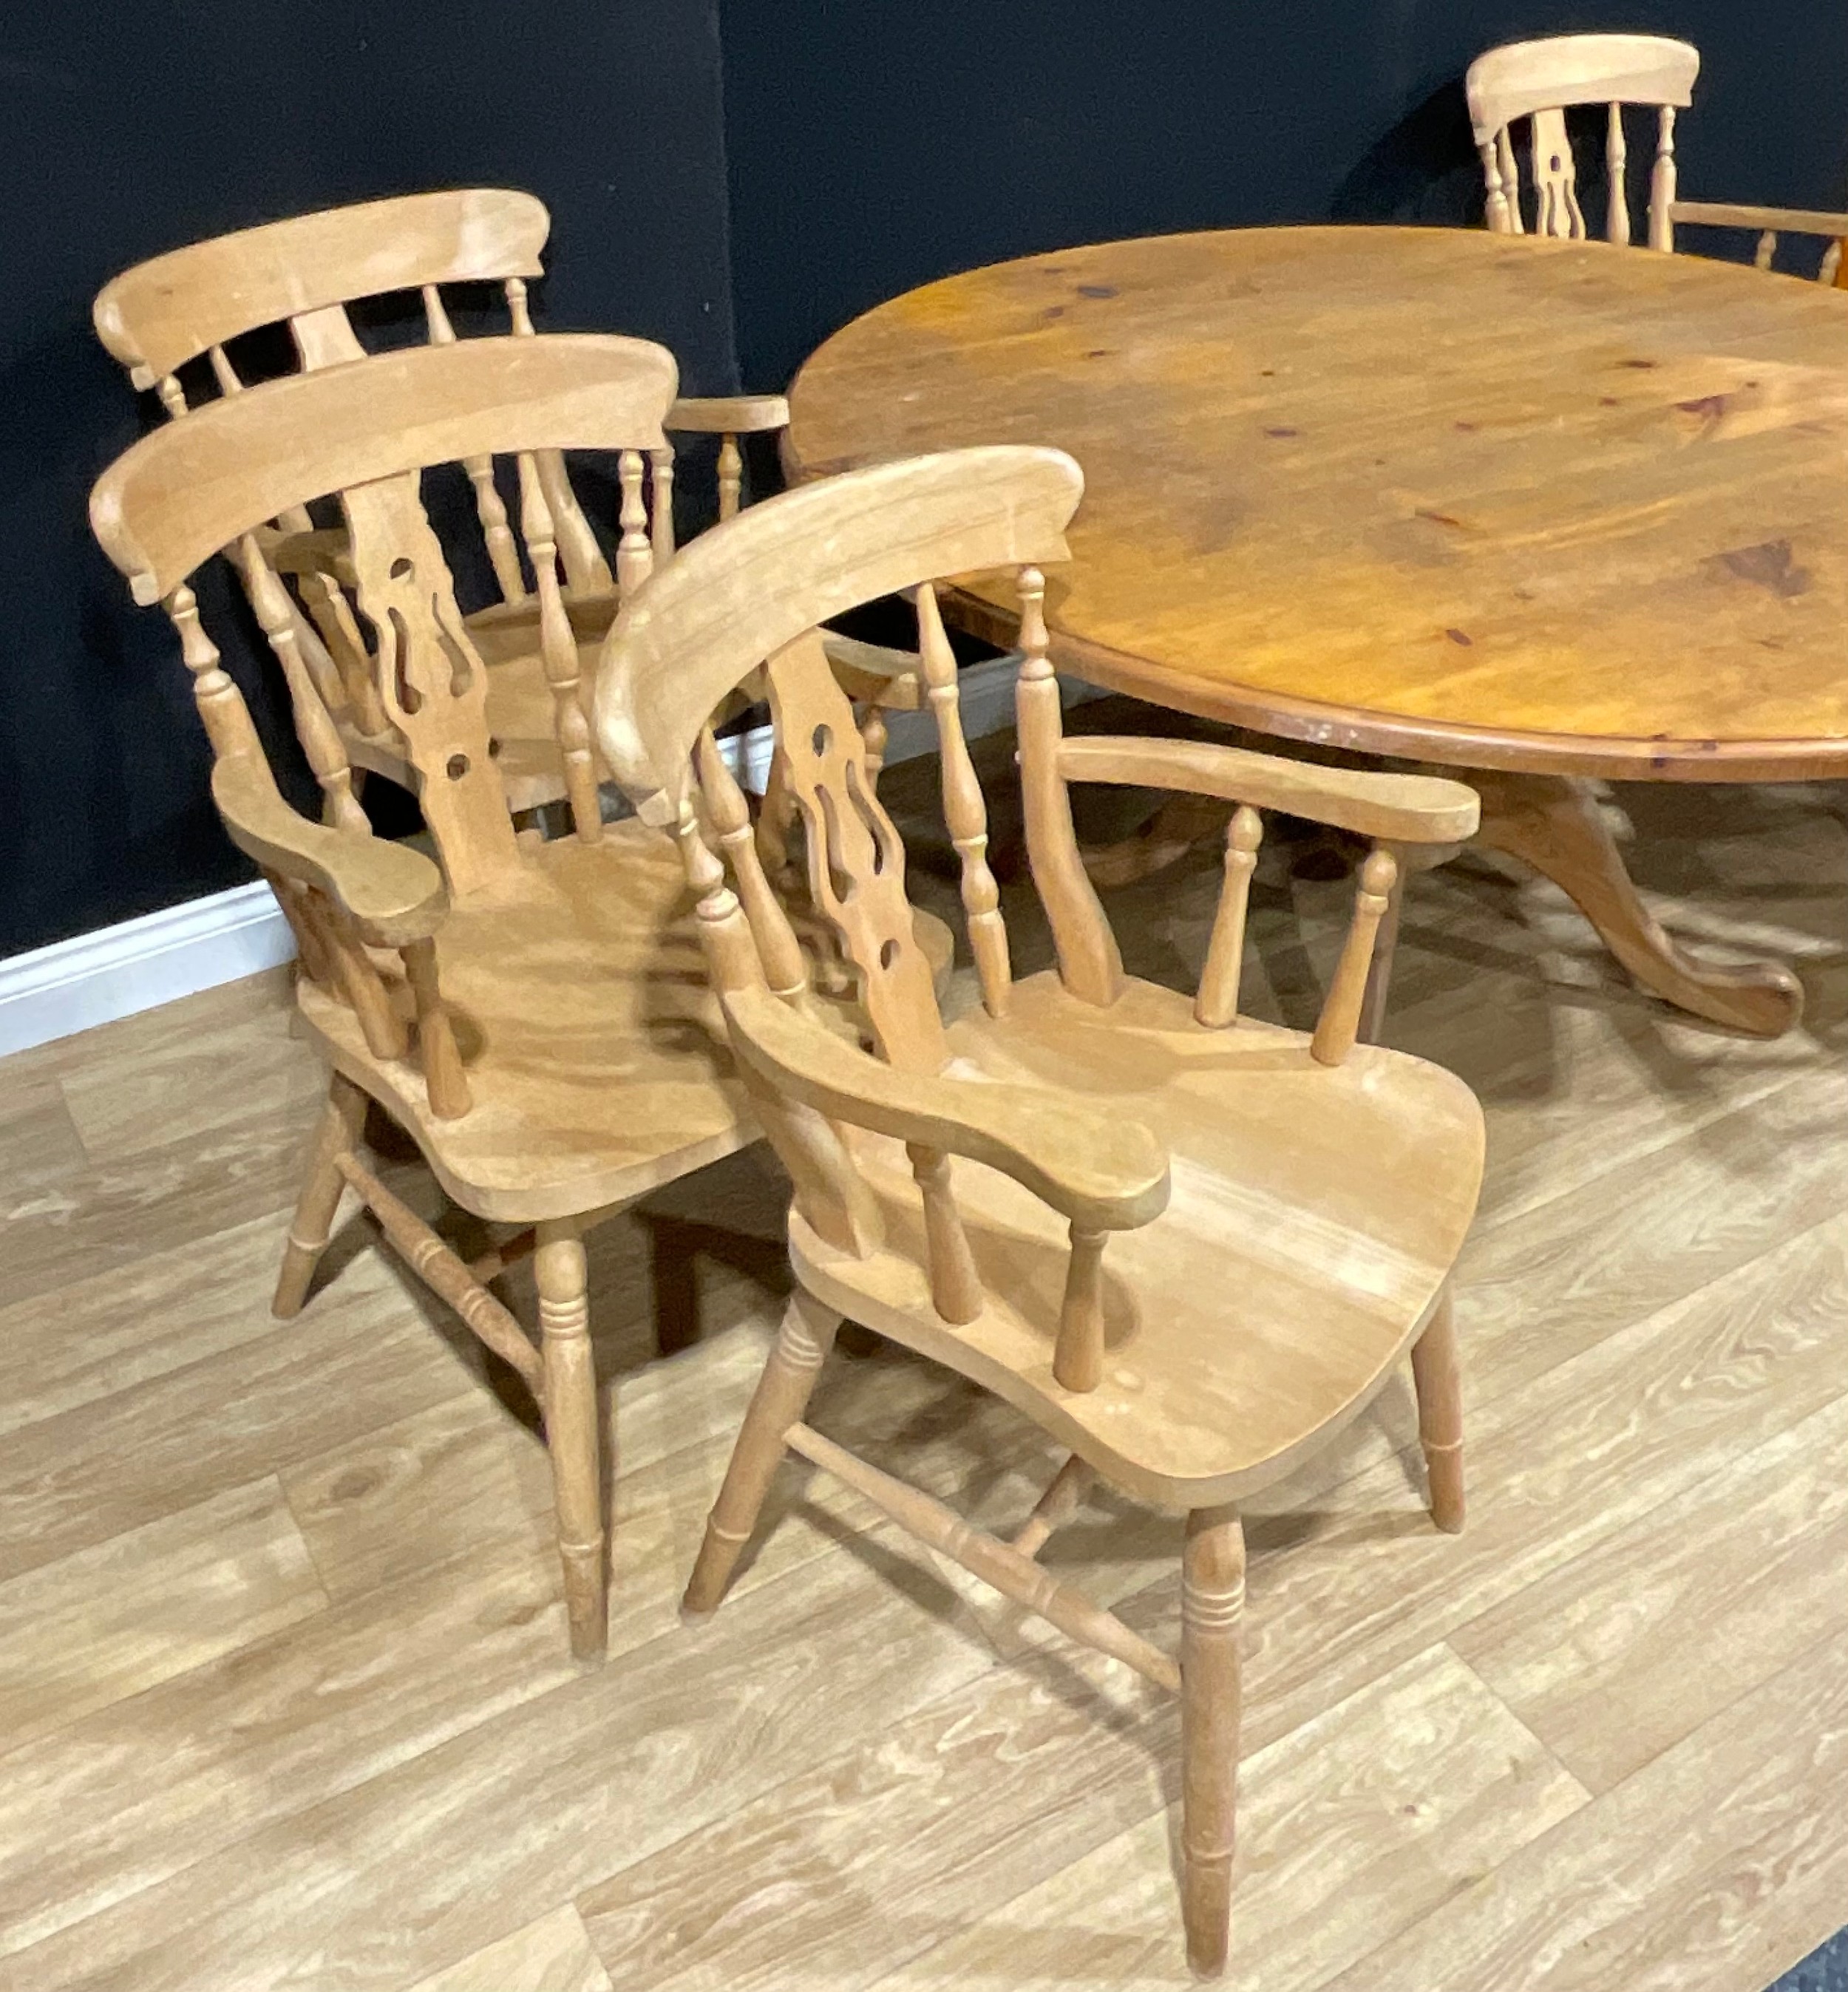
0 881 296 1056
0 653 1091 1057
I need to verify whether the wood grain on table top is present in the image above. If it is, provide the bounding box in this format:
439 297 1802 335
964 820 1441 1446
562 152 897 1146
788 226 1848 781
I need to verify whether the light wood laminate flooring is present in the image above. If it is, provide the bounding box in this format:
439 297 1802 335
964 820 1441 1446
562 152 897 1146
6 727 1848 1990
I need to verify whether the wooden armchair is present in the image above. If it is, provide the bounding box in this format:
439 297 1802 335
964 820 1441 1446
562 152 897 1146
92 189 905 820
1466 33 1699 246
594 447 1487 1975
86 332 810 1662
1467 35 1848 282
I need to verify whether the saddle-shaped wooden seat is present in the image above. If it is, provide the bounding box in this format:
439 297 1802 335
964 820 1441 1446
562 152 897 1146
299 825 744 1223
792 970 1482 1506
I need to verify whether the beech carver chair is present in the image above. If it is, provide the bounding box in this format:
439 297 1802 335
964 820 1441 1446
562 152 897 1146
594 446 1488 1975
1467 38 1848 283
85 332 826 1662
92 189 905 820
1467 33 1700 247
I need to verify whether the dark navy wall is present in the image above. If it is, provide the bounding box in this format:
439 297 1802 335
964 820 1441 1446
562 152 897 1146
718 2 1848 387
9 3 1847 956
0 1 736 956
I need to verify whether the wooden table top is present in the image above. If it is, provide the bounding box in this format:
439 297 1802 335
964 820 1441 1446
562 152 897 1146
787 226 1848 782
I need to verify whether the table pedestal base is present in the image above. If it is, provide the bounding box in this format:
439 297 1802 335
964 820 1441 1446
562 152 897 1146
1472 771 1804 1039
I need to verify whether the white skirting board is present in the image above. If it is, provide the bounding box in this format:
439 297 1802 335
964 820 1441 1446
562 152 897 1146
0 653 1090 1058
0 880 297 1057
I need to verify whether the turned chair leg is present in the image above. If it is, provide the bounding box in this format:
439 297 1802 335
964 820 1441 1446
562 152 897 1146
1410 1285 1465 1534
1180 1503 1244 1981
682 1290 843 1620
272 1072 368 1319
537 1218 607 1661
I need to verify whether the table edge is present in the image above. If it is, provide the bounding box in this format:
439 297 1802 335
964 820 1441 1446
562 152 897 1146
783 231 1848 787
941 587 1848 784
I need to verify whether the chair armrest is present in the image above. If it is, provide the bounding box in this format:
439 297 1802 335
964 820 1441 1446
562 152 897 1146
1057 735 1479 843
211 753 448 946
1671 200 1848 237
669 394 791 435
721 982 1170 1233
820 633 924 710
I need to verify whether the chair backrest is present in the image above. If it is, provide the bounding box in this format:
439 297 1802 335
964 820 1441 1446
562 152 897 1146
1466 34 1699 248
594 447 1443 1359
95 190 622 609
92 333 676 898
597 448 1078 1062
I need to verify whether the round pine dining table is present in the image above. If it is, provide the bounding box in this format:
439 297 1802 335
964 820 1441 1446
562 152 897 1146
784 224 1848 1037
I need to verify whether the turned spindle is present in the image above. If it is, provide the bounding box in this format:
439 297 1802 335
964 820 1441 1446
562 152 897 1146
1478 141 1512 234
907 1143 984 1324
1194 805 1263 1028
1605 103 1628 244
918 582 1010 1016
517 453 602 842
717 432 743 520
422 285 526 603
238 537 370 836
1013 565 1124 1008
1311 846 1398 1067
650 443 676 565
616 449 653 595
1053 1224 1107 1393
1496 128 1523 233
696 727 806 1000
1650 106 1677 250
403 936 471 1119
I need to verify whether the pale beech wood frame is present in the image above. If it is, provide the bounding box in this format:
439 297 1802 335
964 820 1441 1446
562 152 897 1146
1466 35 1699 249
93 188 835 818
87 333 774 1664
593 446 1487 1975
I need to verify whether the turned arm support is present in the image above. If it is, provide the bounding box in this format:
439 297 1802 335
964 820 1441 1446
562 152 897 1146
1055 735 1480 843
214 753 467 1114
720 982 1169 1234
211 752 448 947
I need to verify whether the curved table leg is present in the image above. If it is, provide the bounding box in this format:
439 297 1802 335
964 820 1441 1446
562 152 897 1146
1471 769 1803 1038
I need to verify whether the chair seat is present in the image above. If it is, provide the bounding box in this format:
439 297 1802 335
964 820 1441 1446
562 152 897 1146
300 825 751 1224
789 971 1486 1509
301 829 958 1226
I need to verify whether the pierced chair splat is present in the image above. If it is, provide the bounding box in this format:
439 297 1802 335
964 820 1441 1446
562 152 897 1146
89 332 768 1663
594 444 1488 1976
